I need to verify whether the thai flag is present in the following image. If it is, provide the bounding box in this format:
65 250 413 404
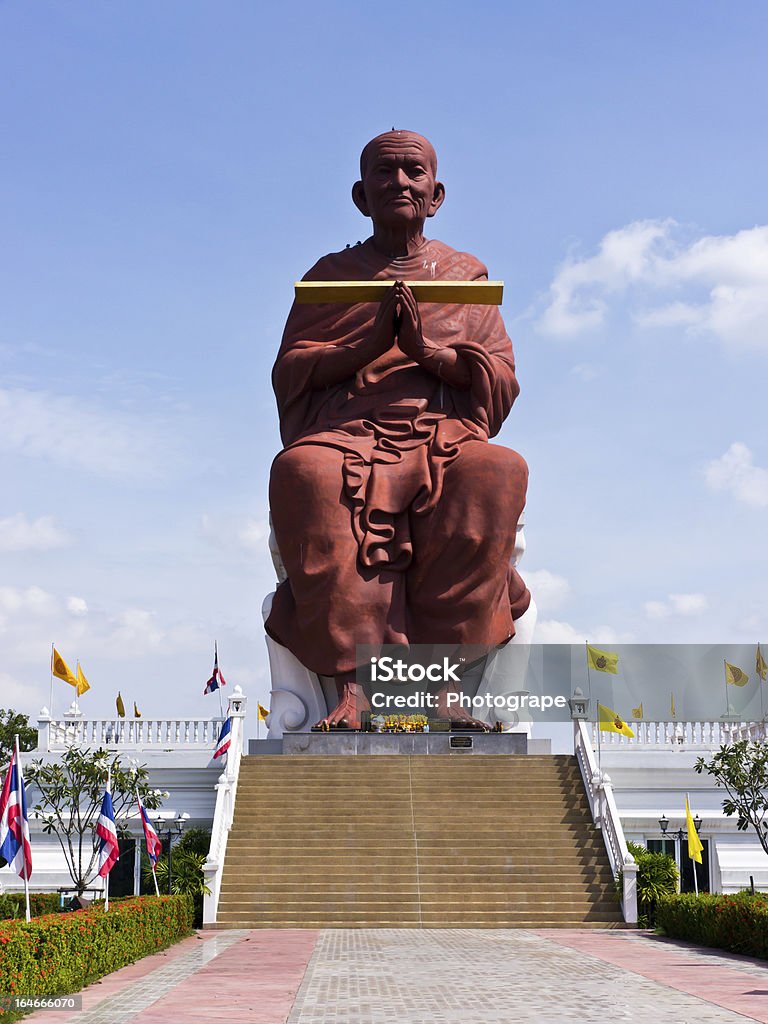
96 788 120 877
137 794 163 868
0 748 33 881
204 642 226 695
213 717 232 759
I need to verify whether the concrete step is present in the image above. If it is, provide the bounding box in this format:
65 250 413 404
219 753 622 928
216 921 625 930
227 835 598 845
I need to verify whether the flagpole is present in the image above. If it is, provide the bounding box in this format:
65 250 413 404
759 644 766 723
723 659 731 724
137 789 161 897
104 769 111 913
586 643 600 769
16 735 31 924
687 792 700 896
49 643 55 720
215 641 224 719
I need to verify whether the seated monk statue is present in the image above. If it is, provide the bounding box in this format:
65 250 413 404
265 129 531 728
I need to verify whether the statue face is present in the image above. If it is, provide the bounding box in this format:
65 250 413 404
353 134 445 228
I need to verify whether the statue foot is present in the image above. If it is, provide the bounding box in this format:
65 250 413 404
433 682 492 730
315 681 371 730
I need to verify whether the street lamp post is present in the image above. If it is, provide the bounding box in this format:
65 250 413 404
658 813 702 844
159 814 187 895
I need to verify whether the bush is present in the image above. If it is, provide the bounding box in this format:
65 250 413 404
656 891 768 959
617 841 679 926
0 894 193 1015
0 894 60 921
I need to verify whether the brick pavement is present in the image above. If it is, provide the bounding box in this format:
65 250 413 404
23 929 768 1024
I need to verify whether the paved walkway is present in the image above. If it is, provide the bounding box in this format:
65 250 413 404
26 929 768 1024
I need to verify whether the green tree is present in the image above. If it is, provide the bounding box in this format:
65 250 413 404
0 708 37 764
695 740 768 856
26 747 165 894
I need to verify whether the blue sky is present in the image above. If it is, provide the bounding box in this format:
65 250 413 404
2 1 767 731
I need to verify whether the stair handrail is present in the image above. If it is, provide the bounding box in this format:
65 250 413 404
572 712 638 924
202 687 248 927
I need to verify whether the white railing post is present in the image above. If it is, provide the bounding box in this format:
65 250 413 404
37 707 52 752
203 686 247 927
622 854 638 925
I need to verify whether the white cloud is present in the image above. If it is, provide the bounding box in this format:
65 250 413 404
705 442 768 507
0 387 180 481
535 619 588 644
0 585 58 619
0 671 46 713
66 596 88 617
101 608 206 658
538 220 672 336
644 593 709 619
521 569 570 612
538 221 768 350
0 513 71 552
237 518 269 552
0 585 203 666
535 618 630 644
200 513 270 553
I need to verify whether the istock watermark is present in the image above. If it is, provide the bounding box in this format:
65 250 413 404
355 642 768 724
369 655 461 684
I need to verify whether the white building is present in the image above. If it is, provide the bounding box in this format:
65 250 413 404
2 692 767 920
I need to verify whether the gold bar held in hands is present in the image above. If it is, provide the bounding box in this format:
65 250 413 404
294 280 504 305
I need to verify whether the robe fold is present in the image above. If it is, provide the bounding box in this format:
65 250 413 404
266 237 530 677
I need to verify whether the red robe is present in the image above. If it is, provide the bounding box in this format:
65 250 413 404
266 238 530 676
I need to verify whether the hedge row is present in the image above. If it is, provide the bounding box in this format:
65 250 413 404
0 894 60 921
656 891 768 959
0 895 194 1006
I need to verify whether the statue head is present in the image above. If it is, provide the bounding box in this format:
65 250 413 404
352 130 445 230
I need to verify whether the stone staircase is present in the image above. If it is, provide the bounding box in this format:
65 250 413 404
216 754 625 928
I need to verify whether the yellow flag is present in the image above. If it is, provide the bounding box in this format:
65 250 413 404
76 663 90 697
52 647 78 688
116 692 126 718
725 661 750 687
671 693 676 720
598 703 635 737
631 703 643 719
686 795 703 865
257 702 270 721
587 645 619 674
756 644 768 682
133 702 142 718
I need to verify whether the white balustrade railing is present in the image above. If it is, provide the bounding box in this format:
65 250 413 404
202 688 248 927
729 721 768 743
591 719 758 748
574 717 638 925
38 713 224 751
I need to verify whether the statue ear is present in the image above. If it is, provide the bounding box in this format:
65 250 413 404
352 180 370 217
427 181 445 219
